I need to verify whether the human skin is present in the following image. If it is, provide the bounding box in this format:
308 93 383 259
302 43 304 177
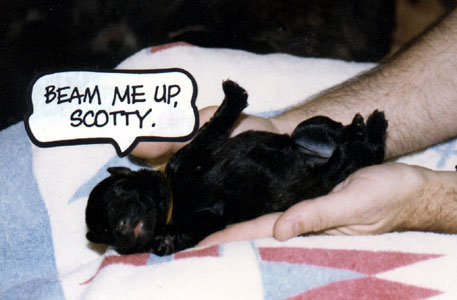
132 8 457 245
197 163 457 246
272 7 457 160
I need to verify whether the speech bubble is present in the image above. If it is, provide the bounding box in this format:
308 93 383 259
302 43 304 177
25 69 198 157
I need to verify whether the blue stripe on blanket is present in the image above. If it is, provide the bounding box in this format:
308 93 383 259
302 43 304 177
432 139 457 169
259 261 363 299
0 123 64 300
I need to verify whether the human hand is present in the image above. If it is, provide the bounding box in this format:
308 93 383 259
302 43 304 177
131 106 279 160
198 162 457 247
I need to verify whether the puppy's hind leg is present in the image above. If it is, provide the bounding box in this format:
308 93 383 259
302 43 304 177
291 116 345 159
192 80 248 144
343 113 366 141
365 110 388 163
366 110 388 144
320 111 388 189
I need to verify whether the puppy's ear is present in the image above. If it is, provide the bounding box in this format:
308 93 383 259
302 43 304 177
86 231 107 244
107 167 133 176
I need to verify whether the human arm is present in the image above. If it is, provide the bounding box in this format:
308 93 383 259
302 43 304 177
271 7 457 159
198 163 457 246
133 8 457 161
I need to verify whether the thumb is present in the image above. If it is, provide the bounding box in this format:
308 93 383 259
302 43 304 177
273 189 354 241
196 213 282 247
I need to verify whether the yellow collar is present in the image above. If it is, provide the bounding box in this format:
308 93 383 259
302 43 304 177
165 196 173 225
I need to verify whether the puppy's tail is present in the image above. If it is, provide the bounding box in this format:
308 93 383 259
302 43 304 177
194 80 248 142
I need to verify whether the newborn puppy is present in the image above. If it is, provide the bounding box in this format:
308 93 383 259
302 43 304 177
85 167 172 254
86 80 387 255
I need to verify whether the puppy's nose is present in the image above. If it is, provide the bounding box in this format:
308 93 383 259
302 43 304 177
115 219 132 236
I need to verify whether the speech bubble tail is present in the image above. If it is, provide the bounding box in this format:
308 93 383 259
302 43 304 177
112 138 137 158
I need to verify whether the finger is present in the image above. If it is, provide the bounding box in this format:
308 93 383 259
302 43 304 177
273 190 357 241
196 213 282 247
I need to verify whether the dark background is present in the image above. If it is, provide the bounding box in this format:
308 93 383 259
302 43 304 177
0 0 454 131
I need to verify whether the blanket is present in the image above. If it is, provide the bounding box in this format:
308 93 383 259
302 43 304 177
2 43 457 300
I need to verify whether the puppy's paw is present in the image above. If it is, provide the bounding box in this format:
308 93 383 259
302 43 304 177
344 113 366 141
366 110 388 145
222 80 248 110
222 80 247 97
351 113 365 134
152 234 175 256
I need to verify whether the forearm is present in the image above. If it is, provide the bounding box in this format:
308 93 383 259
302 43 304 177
272 8 457 159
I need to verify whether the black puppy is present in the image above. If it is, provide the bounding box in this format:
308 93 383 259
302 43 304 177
86 80 387 255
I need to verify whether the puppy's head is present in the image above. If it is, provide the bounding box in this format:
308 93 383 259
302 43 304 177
85 167 171 254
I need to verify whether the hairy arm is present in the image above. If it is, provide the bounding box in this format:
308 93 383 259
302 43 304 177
272 8 457 159
133 8 457 161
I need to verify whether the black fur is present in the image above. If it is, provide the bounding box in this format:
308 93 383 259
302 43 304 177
85 167 171 254
86 80 387 255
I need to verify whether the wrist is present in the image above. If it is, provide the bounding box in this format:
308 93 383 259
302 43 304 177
402 166 457 233
269 116 295 135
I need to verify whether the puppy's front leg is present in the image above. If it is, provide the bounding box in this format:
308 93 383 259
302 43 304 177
152 233 176 256
151 225 199 256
